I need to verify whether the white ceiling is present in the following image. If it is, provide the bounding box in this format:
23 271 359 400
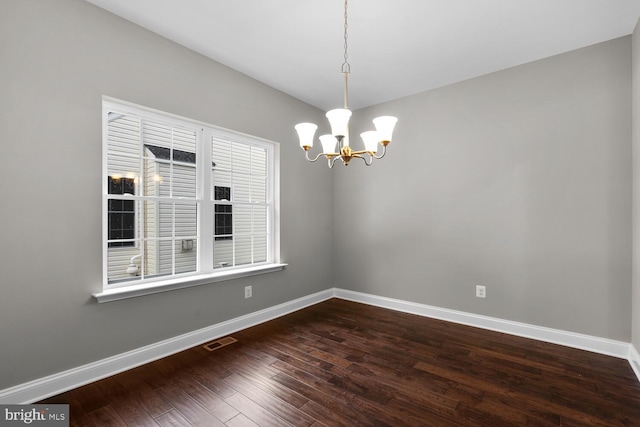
86 0 640 111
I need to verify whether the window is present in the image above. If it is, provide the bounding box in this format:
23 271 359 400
214 186 232 241
102 99 279 291
107 176 135 247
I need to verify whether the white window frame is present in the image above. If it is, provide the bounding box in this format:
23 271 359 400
95 97 284 303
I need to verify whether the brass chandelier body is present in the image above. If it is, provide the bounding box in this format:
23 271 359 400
294 0 397 167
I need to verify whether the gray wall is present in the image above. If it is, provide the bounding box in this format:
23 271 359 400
0 0 332 390
336 37 632 341
633 20 640 350
0 0 635 393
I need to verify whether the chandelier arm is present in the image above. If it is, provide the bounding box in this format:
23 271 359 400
359 154 374 166
349 149 371 156
303 149 327 163
328 156 339 168
373 144 388 159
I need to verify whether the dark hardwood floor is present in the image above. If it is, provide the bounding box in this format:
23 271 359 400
40 298 640 426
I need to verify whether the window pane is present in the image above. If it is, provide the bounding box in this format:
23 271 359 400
214 211 232 240
121 215 135 238
155 240 173 276
108 199 121 211
173 128 197 159
107 241 141 284
108 178 120 195
173 163 196 198
107 114 139 152
213 238 233 268
175 202 197 238
143 120 172 150
108 214 135 242
142 157 169 197
158 201 173 239
108 176 136 197
233 143 251 173
141 124 197 199
109 211 122 229
107 113 141 184
214 186 231 201
251 175 267 203
212 138 232 170
253 206 268 263
234 235 252 266
108 194 136 248
253 205 267 235
253 235 267 263
175 240 197 274
106 168 140 193
234 205 251 236
123 199 135 212
212 170 231 199
213 185 232 240
251 146 267 174
123 178 135 194
141 200 156 240
143 238 158 277
234 173 250 203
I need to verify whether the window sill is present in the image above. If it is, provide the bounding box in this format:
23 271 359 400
93 263 287 303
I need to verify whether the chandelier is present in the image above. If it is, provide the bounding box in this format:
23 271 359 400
294 0 397 167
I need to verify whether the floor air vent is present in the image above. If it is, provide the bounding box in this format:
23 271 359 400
203 336 237 351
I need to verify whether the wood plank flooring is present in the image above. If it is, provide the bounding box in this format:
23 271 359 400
40 298 640 426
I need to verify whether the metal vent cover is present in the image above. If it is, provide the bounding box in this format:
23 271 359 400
203 336 237 351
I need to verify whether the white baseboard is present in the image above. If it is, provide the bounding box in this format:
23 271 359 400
630 344 640 381
0 289 334 404
2 287 637 404
334 288 632 360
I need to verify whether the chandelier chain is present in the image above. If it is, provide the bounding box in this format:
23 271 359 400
341 0 350 75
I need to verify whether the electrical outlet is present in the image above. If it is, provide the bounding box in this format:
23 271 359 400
476 285 486 298
244 285 252 299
